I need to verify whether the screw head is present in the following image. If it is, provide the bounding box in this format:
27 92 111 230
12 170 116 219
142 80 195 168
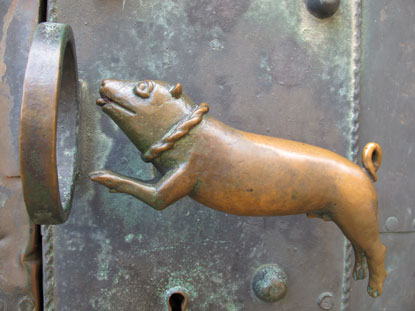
306 0 341 19
318 292 334 310
252 264 288 303
385 216 399 232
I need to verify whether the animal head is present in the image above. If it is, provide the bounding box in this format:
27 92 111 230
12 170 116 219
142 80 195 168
96 79 196 152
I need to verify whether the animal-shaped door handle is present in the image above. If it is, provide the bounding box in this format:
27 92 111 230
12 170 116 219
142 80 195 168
90 79 386 298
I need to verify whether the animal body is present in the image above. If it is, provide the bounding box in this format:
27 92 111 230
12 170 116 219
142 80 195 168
90 79 387 297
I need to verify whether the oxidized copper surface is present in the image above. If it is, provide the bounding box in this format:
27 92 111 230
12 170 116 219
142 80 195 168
90 79 386 297
20 22 79 224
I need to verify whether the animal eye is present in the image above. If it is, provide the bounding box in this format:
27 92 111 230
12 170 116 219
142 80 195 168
134 80 154 98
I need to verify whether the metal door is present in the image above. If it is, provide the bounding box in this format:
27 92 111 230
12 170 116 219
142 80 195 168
0 0 414 310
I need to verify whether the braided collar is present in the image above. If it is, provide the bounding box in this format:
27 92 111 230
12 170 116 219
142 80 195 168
141 103 210 162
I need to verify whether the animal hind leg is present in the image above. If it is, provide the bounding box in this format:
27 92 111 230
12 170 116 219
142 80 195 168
332 203 387 298
307 212 368 280
352 243 368 280
363 239 387 297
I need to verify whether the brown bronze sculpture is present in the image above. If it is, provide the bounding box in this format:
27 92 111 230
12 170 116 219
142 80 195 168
90 79 386 298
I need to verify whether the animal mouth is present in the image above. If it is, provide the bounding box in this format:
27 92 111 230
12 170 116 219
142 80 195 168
96 95 136 115
96 96 109 106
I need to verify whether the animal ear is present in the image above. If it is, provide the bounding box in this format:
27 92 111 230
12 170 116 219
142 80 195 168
170 83 182 99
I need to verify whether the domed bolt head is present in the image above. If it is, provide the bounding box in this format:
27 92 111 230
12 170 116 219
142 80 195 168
306 0 341 19
252 264 288 303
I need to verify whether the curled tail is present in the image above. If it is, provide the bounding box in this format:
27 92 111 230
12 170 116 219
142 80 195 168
362 142 382 182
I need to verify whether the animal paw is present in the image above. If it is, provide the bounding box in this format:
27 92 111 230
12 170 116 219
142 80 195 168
353 265 367 280
366 265 387 298
367 286 379 298
367 283 383 298
89 170 120 192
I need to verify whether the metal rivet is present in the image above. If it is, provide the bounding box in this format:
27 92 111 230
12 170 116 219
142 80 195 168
306 0 341 19
385 216 399 232
18 297 35 311
318 292 334 310
252 264 288 303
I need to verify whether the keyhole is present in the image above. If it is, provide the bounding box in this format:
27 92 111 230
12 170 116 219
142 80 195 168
168 291 188 311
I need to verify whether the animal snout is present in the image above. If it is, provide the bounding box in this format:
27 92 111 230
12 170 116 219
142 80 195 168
98 79 115 104
101 79 112 86
99 79 116 97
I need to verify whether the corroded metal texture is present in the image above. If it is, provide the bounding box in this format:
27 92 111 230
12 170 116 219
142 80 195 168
0 0 41 310
20 22 79 224
51 0 361 309
252 264 288 302
166 288 189 311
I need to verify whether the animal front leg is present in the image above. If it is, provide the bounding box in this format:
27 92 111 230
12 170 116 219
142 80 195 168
89 165 195 210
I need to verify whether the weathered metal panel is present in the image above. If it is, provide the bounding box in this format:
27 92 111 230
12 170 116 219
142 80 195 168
49 0 362 309
0 0 41 310
359 0 415 233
